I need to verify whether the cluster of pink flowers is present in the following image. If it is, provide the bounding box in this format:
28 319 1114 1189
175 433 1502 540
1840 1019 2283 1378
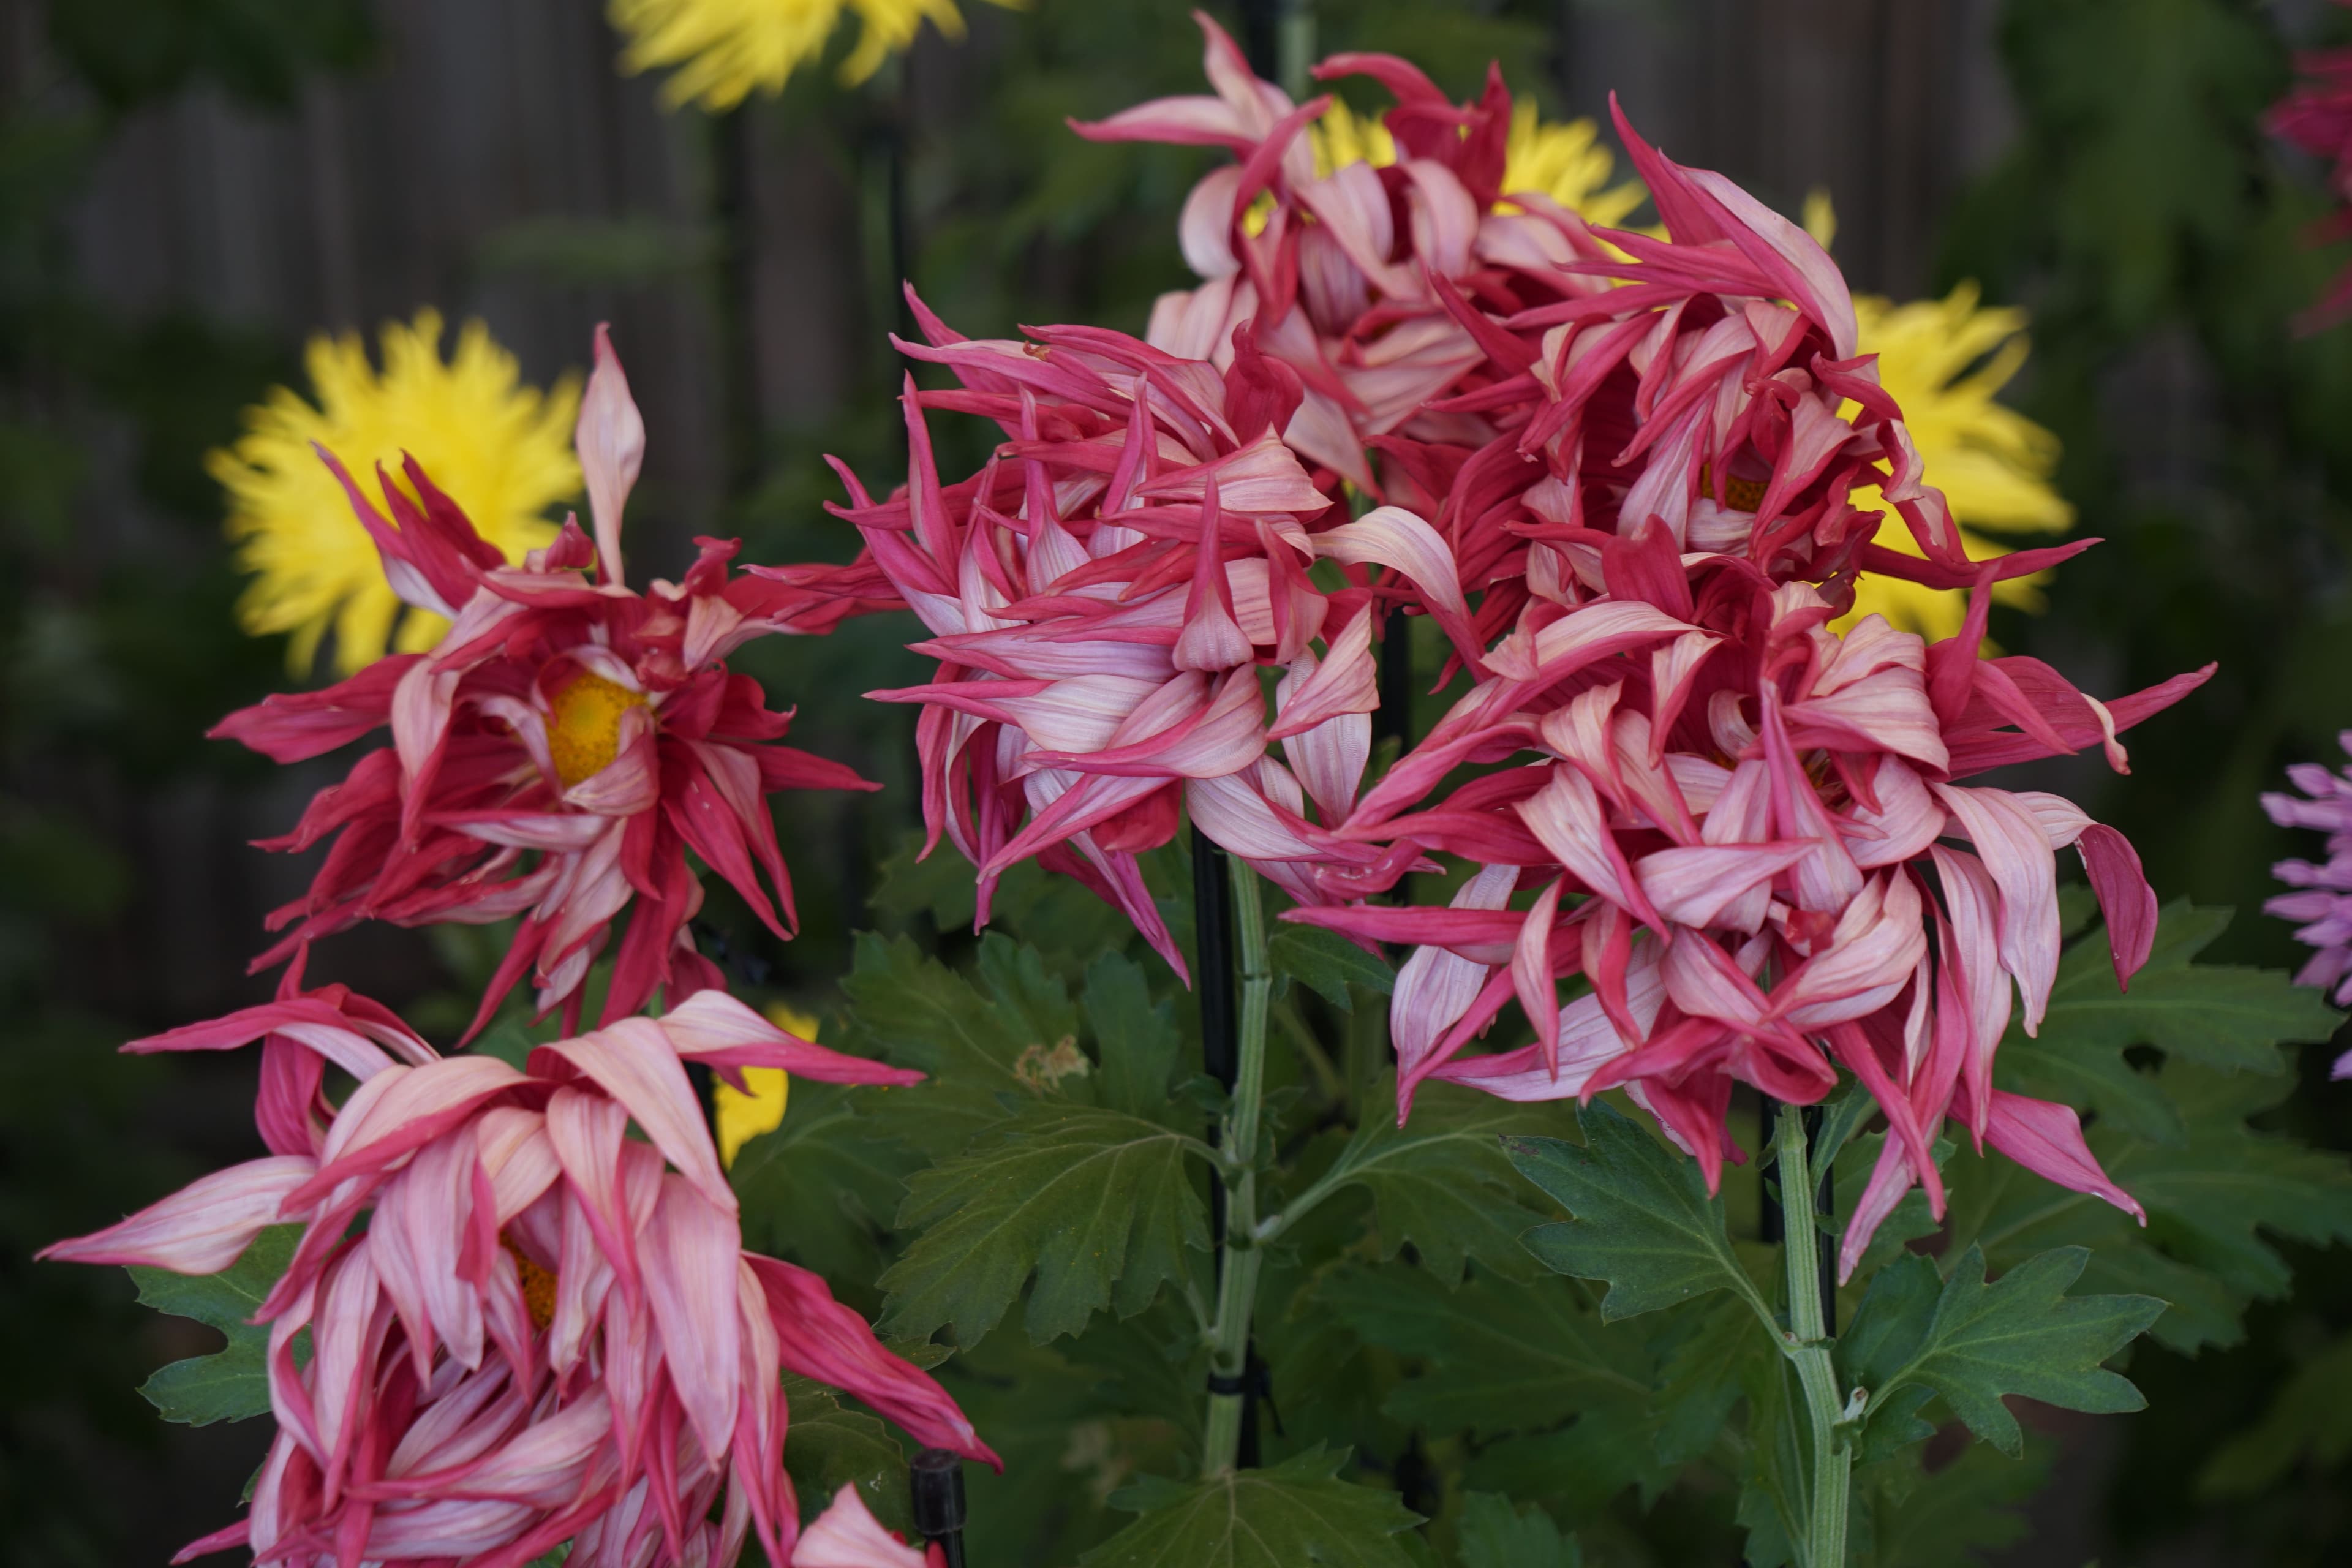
2263 733 2352 1075
853 15 2213 1277
48 331 986 1566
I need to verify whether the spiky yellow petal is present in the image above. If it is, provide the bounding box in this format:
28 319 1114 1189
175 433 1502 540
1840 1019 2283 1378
1304 98 1645 226
1839 284 2073 641
609 0 1017 107
1797 195 2070 643
210 311 580 677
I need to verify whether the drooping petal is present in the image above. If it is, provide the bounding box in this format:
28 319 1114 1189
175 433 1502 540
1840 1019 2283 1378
39 1155 317 1272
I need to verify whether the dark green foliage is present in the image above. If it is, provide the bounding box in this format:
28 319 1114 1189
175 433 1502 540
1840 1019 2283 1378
1507 1102 1766 1319
1324 1262 1651 1441
1951 908 2352 1355
1310 1077 1572 1283
729 1079 919 1302
1080 1446 1423 1568
127 1226 306 1426
780 1373 917 1534
1268 925 1395 1010
1453 1493 1579 1568
1845 1248 2162 1458
880 1103 1212 1344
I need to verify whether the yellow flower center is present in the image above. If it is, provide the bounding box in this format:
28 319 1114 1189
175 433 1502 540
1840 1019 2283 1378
507 1243 559 1332
1698 462 1770 513
546 670 647 788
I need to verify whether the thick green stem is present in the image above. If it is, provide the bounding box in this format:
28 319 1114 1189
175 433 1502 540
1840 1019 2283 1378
1776 1102 1850 1568
1202 858 1273 1476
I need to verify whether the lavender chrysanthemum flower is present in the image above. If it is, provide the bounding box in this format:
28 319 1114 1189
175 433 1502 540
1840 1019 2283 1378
2263 733 2352 1073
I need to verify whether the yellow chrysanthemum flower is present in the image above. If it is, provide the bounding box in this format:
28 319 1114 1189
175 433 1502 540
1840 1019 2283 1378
211 311 581 677
1800 197 2073 641
609 0 1017 108
715 1001 817 1167
1308 98 1647 225
1838 285 2074 639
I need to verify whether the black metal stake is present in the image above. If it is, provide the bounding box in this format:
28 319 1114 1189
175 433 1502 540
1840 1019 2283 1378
1758 1094 1836 1335
908 1448 968 1568
1191 827 1259 1464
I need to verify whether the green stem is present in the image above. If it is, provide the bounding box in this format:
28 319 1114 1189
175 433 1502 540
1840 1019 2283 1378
1775 1102 1851 1568
1202 858 1273 1476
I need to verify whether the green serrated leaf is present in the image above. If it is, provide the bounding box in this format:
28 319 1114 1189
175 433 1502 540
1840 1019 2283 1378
2101 1066 2352 1301
1302 1077 1570 1283
880 1102 1210 1344
127 1224 304 1425
841 931 1088 1158
1085 951 1183 1122
730 1079 920 1288
1850 1245 2161 1458
1838 1254 1946 1461
1467 1409 1676 1523
1267 925 1395 1010
1997 901 2339 1143
1947 906 2352 1355
1455 1491 1580 1568
1324 1262 1652 1441
1507 1102 1768 1321
782 1373 914 1534
1082 1446 1421 1567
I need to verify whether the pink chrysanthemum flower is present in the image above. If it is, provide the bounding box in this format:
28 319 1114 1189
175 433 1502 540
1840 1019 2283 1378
214 329 881 1036
2272 13 2352 329
42 982 994 1567
1082 24 2098 642
1074 15 1617 500
1294 533 2212 1278
2263 733 2352 1073
820 302 1469 973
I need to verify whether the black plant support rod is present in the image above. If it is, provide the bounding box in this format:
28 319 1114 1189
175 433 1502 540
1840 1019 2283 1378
908 1447 968 1568
1192 827 1260 1464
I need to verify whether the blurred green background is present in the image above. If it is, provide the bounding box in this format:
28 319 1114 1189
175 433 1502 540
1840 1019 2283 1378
7 0 2352 1562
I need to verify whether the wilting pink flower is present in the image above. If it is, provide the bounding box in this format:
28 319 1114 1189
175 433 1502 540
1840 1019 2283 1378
215 328 880 1036
2263 731 2352 1074
2272 13 2352 330
821 303 1465 974
793 1485 937 1567
1294 545 2212 1278
43 985 995 1567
